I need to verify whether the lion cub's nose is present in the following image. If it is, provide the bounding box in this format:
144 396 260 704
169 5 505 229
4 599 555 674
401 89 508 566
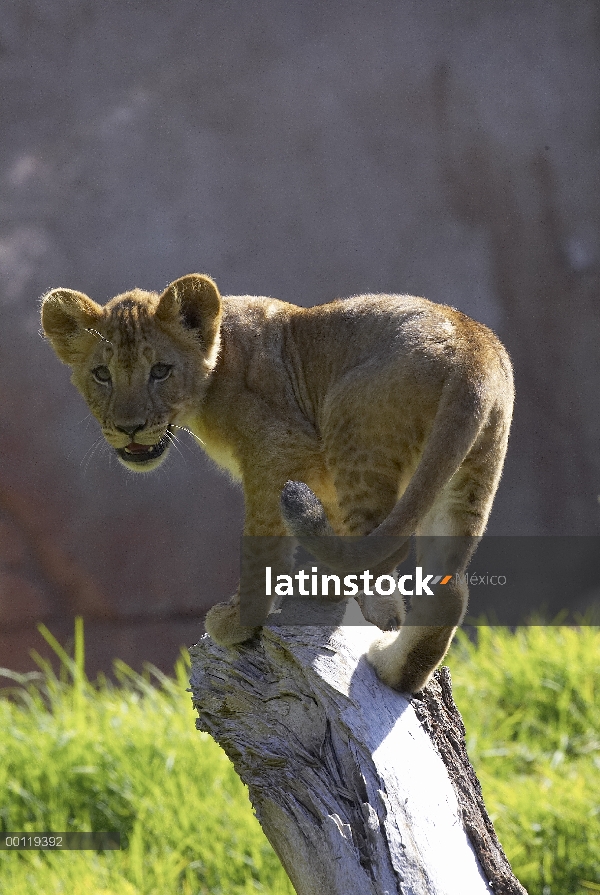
115 422 147 438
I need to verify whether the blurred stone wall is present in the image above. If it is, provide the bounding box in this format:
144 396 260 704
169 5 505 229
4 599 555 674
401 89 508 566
0 0 598 675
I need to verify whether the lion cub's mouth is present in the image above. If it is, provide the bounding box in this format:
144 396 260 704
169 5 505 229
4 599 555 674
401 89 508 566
116 429 171 466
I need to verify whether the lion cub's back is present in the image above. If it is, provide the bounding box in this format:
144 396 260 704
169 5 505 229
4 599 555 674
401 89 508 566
292 293 503 379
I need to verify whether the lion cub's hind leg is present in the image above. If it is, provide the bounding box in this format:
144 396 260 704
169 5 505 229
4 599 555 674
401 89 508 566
332 463 409 631
367 431 506 693
367 533 474 693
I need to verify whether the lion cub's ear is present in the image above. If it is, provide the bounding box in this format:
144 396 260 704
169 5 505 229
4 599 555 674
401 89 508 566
156 274 222 351
41 288 103 366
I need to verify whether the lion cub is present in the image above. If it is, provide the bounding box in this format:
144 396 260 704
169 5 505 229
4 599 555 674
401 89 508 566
41 274 513 692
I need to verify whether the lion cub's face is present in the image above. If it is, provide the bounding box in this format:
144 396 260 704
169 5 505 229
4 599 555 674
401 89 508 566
41 274 222 472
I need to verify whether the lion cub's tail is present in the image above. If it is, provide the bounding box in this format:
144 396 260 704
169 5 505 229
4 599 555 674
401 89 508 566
280 373 502 573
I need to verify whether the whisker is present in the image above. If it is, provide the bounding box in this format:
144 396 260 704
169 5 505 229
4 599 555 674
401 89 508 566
172 424 205 446
80 436 103 467
81 437 105 476
165 430 186 463
64 416 96 461
99 440 117 474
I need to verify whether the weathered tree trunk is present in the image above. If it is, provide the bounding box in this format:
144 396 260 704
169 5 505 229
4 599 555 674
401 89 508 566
189 621 527 895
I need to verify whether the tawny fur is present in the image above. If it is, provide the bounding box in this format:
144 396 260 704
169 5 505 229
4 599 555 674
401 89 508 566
41 274 513 693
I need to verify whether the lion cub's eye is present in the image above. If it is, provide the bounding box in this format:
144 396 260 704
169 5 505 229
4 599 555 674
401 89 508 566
150 363 172 382
92 365 112 384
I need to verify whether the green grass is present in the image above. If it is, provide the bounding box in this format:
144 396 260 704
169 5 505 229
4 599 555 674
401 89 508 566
0 620 294 895
0 620 598 895
445 625 600 895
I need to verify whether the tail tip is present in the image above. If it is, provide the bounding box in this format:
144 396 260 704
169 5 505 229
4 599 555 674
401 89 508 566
280 480 330 536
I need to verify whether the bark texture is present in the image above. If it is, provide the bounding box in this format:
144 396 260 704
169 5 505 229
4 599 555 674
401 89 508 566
189 622 527 895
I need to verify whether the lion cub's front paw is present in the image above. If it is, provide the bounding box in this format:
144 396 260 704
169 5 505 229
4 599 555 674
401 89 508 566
204 601 260 646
